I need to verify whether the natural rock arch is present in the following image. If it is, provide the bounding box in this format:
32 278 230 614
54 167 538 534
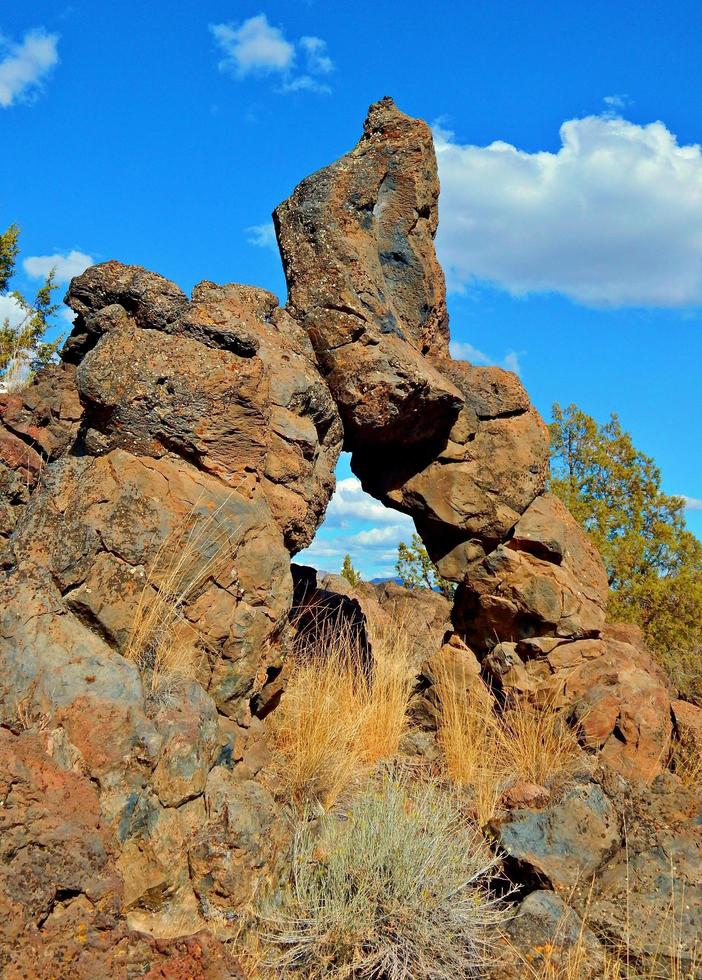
0 96 680 963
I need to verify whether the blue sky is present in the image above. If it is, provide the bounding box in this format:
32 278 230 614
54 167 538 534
2 1 701 578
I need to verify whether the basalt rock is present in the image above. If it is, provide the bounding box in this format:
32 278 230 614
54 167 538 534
488 890 605 980
2 262 342 720
0 260 340 945
454 494 609 648
0 362 82 541
353 361 550 578
275 97 463 450
0 96 692 968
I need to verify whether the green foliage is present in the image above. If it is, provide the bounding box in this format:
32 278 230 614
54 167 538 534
340 553 362 587
262 773 504 978
550 403 702 702
396 532 456 599
0 224 62 388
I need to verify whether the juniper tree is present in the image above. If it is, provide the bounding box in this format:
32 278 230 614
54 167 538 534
396 533 455 599
550 403 702 701
340 553 362 586
0 224 62 387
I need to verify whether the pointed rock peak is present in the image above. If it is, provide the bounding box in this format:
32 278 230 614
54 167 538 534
274 98 458 449
360 96 433 148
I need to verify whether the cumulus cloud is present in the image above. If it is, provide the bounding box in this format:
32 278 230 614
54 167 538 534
296 476 415 577
23 249 93 284
326 477 414 528
434 114 702 308
246 222 277 251
679 495 702 511
0 294 25 329
449 339 523 376
210 15 293 76
210 14 333 94
0 28 59 108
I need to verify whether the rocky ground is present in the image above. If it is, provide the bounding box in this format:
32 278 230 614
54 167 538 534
0 98 700 978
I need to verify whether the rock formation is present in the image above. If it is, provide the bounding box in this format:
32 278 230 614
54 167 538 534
0 96 695 973
275 96 672 784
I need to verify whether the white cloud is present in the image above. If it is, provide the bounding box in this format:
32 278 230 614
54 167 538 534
603 94 632 111
297 519 413 578
210 14 333 94
23 249 93 284
0 294 26 329
296 475 415 578
279 73 330 95
246 222 277 251
352 525 407 547
0 28 59 108
300 36 333 75
326 477 414 528
210 15 293 76
434 114 702 308
679 495 702 511
449 339 523 376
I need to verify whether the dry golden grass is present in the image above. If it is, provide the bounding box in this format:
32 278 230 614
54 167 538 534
359 613 414 761
125 497 235 700
269 613 414 808
669 731 702 789
434 660 503 825
496 695 585 790
434 668 585 825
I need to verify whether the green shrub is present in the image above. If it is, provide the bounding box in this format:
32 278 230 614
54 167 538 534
263 772 504 978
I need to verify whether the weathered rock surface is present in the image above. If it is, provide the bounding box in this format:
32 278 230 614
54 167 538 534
482 626 672 782
488 889 605 980
0 259 340 951
275 96 463 449
354 362 550 577
0 362 82 541
0 728 245 978
494 781 620 892
455 494 609 647
672 697 702 750
587 770 702 975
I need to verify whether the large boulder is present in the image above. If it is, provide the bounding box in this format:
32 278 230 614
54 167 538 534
2 261 342 725
493 781 620 893
354 362 550 577
586 770 702 976
455 494 609 648
482 624 672 783
275 97 463 450
0 260 341 950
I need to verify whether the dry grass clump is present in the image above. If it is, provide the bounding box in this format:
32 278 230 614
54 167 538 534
269 615 414 808
434 666 585 824
497 696 584 790
262 772 505 979
125 499 235 704
668 731 702 789
433 662 503 825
